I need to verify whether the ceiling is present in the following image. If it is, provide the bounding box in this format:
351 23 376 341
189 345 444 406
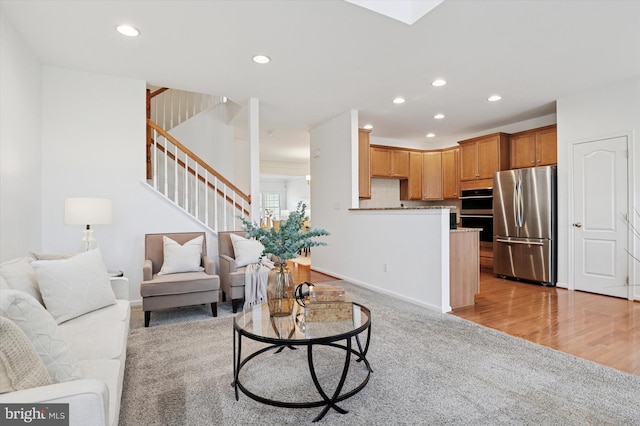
2 0 639 173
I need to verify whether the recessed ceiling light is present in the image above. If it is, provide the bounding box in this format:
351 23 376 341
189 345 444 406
488 95 502 102
252 54 271 64
363 124 373 130
432 79 446 87
393 97 405 104
426 133 435 138
434 113 445 119
116 25 139 37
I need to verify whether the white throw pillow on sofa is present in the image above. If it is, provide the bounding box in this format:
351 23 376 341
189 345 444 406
230 233 265 268
0 257 44 305
32 248 116 324
29 252 72 261
158 235 205 275
0 289 82 383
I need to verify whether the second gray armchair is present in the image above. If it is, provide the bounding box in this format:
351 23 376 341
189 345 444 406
217 231 248 313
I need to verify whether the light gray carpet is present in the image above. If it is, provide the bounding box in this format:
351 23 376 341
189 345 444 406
121 282 640 425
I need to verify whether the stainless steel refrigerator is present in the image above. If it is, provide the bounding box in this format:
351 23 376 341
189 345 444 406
493 166 557 285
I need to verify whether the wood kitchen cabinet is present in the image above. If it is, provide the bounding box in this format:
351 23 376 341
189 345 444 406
459 133 510 189
422 151 443 200
358 128 371 199
450 229 480 309
400 151 423 200
370 146 409 178
400 151 443 201
480 243 494 271
442 147 460 199
510 124 557 169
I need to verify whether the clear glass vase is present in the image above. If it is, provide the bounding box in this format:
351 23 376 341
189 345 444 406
267 263 295 317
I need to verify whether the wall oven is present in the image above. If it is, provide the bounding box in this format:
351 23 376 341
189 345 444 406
460 188 493 243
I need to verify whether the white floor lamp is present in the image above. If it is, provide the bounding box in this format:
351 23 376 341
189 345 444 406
64 198 112 252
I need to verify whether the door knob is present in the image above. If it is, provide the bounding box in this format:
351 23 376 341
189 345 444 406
573 222 582 228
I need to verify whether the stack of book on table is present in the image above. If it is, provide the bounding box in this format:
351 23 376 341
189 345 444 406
305 285 352 322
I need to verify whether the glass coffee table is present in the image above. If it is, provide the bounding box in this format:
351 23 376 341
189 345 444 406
233 299 372 422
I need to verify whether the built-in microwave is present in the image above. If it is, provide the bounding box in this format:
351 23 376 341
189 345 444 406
460 188 493 213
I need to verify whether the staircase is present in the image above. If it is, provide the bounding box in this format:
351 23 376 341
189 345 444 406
147 86 225 132
145 87 250 232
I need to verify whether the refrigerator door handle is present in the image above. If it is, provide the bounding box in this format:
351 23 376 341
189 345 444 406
518 178 524 227
513 180 519 228
496 238 544 246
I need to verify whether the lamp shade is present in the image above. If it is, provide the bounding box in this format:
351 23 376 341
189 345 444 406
64 198 112 225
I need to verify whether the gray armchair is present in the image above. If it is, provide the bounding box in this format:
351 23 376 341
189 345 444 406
217 231 247 313
141 232 220 327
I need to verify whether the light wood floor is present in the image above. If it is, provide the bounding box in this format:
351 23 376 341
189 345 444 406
453 271 640 376
296 264 640 376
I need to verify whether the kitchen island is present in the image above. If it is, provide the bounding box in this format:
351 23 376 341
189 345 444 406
325 206 478 312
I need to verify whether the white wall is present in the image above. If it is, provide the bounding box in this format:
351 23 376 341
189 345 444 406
234 138 250 194
169 104 235 182
0 10 42 261
40 66 217 301
310 111 451 312
557 77 640 299
285 176 310 214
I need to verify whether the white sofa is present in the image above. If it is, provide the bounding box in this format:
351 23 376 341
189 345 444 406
0 254 131 426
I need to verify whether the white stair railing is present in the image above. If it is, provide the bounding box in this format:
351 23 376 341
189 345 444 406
147 119 250 232
148 87 224 132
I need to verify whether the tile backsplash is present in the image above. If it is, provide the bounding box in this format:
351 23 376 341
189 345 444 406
359 178 461 218
359 179 408 208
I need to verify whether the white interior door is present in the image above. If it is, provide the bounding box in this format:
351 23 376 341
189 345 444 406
572 136 628 298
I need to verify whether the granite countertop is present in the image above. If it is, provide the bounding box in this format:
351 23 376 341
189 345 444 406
450 227 482 233
349 206 456 211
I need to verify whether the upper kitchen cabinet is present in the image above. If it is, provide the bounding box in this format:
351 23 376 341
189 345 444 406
422 151 443 200
400 151 423 200
442 147 460 199
509 124 557 169
459 133 510 189
370 146 409 178
358 128 371 199
400 151 443 201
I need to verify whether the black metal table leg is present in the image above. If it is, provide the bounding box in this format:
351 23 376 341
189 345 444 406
355 325 373 373
308 338 352 422
233 329 242 400
232 326 236 387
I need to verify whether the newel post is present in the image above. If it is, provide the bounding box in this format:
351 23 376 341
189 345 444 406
146 88 152 180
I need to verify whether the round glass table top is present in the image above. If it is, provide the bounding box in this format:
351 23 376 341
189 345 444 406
234 300 370 344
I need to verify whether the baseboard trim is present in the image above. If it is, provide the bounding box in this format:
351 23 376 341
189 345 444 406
310 266 449 313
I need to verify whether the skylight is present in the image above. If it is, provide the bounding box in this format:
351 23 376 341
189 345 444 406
344 0 445 25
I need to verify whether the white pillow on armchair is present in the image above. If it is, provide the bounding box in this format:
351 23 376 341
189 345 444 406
230 233 265 268
158 235 205 275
